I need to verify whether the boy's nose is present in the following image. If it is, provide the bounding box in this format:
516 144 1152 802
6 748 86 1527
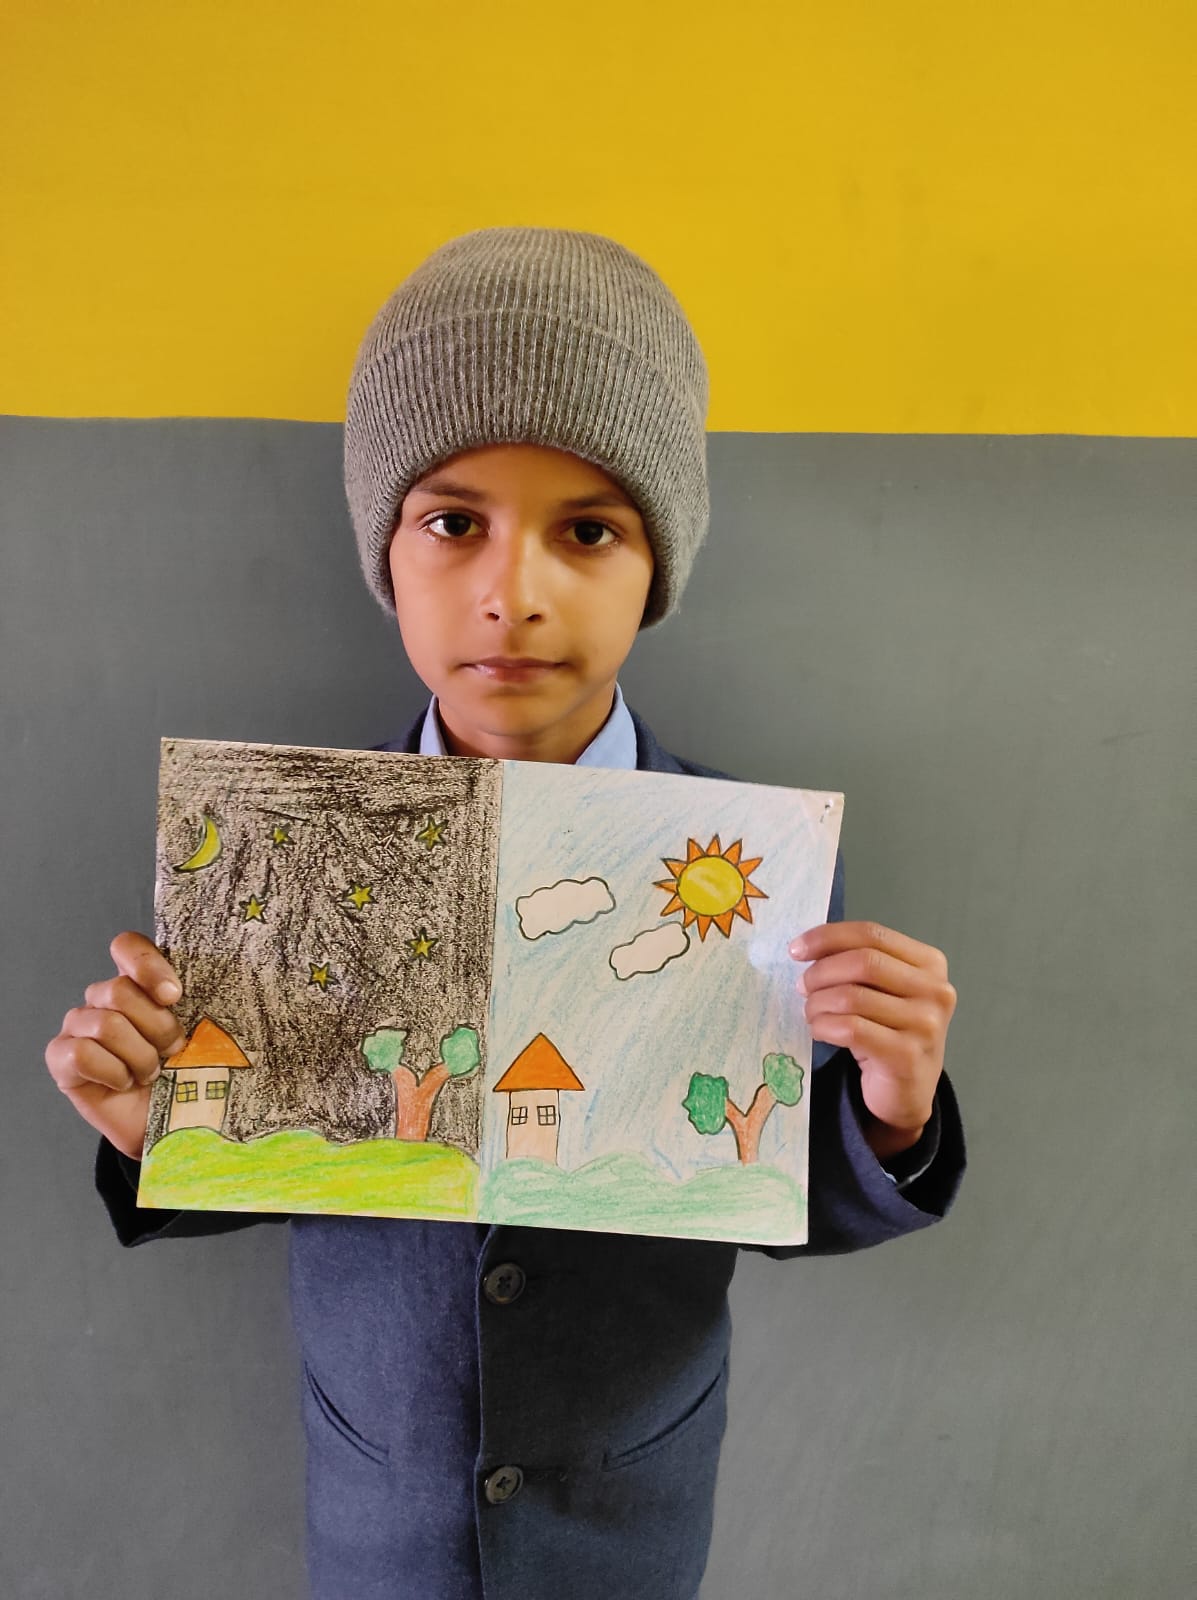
479 536 549 624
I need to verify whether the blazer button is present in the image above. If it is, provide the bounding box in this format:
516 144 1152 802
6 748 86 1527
483 1465 524 1504
482 1262 526 1305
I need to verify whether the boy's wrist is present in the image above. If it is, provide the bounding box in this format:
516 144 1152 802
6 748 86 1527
861 1112 928 1162
867 1101 944 1189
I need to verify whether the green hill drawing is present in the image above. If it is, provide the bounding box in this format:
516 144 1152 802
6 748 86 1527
138 1126 478 1220
482 1152 806 1245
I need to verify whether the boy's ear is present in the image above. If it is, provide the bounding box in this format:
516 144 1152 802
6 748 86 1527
639 556 661 629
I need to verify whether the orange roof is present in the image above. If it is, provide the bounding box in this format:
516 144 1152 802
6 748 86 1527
492 1033 584 1093
164 1016 253 1070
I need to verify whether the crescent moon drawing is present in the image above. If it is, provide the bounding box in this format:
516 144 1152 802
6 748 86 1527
174 813 222 872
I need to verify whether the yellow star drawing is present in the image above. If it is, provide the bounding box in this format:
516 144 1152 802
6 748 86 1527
344 882 375 911
309 962 335 989
415 816 448 849
240 893 267 921
270 823 292 847
407 928 437 960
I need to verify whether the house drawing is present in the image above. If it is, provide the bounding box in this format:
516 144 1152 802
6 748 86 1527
491 1033 585 1164
162 1016 255 1135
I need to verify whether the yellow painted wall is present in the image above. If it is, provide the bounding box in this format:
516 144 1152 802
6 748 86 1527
3 2 1194 432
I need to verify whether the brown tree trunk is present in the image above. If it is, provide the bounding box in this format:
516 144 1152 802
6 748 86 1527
723 1082 778 1164
391 1061 449 1141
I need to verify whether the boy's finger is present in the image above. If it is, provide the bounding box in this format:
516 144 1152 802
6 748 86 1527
799 947 945 1000
790 920 943 972
83 974 186 1058
109 930 181 1003
47 1031 139 1094
59 1006 166 1086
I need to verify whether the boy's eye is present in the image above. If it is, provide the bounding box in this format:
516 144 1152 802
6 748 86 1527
568 520 617 548
426 512 478 539
422 513 618 547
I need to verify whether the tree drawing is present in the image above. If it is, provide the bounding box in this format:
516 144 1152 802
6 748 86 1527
682 1052 804 1164
363 1024 481 1142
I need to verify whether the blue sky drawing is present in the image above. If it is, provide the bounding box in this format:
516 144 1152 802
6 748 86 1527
482 763 842 1189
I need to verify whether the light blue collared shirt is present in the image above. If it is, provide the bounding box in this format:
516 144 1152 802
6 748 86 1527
418 681 638 770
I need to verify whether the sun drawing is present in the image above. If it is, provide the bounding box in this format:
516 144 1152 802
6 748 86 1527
655 836 768 941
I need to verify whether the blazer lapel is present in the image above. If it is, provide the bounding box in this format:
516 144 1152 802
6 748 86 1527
370 714 423 756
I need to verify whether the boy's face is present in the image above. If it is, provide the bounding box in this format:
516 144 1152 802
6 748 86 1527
389 443 655 761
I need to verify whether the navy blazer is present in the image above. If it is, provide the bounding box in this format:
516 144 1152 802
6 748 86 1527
96 708 966 1600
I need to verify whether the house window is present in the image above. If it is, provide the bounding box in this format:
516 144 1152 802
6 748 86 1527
510 1105 528 1125
537 1103 557 1126
205 1081 228 1100
176 1080 198 1102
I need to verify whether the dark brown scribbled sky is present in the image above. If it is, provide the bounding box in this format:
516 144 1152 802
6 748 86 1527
147 739 501 1156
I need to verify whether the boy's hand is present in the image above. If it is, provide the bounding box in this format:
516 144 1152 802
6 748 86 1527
789 921 957 1162
44 932 187 1162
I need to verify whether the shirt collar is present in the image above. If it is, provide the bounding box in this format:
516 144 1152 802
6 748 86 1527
418 683 637 770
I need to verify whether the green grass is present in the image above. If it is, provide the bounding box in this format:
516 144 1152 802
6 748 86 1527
138 1130 805 1242
482 1152 806 1245
139 1127 478 1220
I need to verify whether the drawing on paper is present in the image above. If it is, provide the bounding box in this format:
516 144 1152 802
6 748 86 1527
139 739 501 1221
655 835 767 941
161 1017 254 1135
683 1052 805 1165
138 738 842 1245
491 1035 585 1162
363 1023 481 1142
515 877 615 940
609 922 690 980
173 811 222 872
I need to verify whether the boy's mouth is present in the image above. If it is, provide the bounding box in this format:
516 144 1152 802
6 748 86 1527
466 656 563 682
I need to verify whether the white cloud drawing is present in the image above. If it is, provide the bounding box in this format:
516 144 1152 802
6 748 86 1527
609 923 691 981
516 876 616 940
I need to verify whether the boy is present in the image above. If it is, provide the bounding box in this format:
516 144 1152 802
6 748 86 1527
45 227 964 1600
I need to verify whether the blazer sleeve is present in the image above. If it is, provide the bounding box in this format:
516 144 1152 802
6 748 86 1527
741 845 967 1262
94 1136 290 1248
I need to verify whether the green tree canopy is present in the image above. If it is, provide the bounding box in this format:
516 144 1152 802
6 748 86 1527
762 1052 804 1105
683 1072 729 1136
362 1027 407 1075
441 1025 481 1078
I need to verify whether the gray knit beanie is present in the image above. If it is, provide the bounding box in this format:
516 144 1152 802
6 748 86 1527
342 226 709 628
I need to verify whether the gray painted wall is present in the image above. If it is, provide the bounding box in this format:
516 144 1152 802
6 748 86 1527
2 419 1192 1599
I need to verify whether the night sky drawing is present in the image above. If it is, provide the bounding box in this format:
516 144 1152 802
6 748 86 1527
148 739 501 1156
